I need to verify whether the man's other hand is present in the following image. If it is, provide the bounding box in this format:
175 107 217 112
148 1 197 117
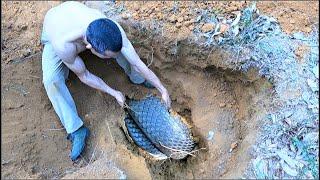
114 91 125 107
161 89 171 109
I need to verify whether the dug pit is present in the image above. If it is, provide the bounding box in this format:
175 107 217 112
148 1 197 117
59 20 273 179
1 18 273 180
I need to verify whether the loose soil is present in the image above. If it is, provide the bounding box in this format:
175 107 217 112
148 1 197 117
1 1 318 179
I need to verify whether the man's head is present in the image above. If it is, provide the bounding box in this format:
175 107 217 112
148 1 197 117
85 18 122 59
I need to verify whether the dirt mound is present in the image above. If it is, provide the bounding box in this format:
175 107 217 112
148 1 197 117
118 1 318 40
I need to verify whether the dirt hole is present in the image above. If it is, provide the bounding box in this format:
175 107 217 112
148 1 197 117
2 38 271 179
2 26 272 179
63 38 272 179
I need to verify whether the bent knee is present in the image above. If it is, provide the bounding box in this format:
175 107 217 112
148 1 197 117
42 76 65 89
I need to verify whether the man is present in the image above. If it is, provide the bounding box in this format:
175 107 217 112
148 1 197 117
41 1 171 161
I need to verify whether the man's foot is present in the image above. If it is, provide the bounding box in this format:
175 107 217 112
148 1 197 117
129 77 155 88
142 80 155 89
67 126 90 161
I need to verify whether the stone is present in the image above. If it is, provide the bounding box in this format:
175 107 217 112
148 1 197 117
133 4 139 11
229 142 238 152
304 26 312 33
176 22 182 28
219 103 226 108
188 25 194 31
21 24 28 31
121 14 129 20
184 21 193 26
177 17 184 23
219 23 229 33
169 15 177 23
201 23 214 33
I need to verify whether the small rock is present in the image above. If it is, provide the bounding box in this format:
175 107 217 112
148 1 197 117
121 14 129 20
201 23 214 33
140 7 147 12
184 16 191 21
231 142 238 148
8 103 24 110
207 130 214 141
188 25 194 31
133 16 139 20
227 104 233 108
219 103 226 108
184 21 193 26
23 49 32 57
213 93 217 97
44 103 52 110
219 23 229 33
177 17 184 23
21 24 28 31
196 15 202 22
85 114 90 119
193 136 200 143
186 170 193 179
133 4 139 11
189 19 196 23
199 168 205 174
304 26 312 33
147 9 153 14
176 22 182 28
229 142 238 152
169 15 177 23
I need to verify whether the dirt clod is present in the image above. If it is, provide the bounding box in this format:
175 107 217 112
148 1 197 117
295 44 311 63
219 23 229 34
229 142 238 152
201 23 215 33
121 14 130 20
177 17 184 23
169 15 177 23
219 103 226 108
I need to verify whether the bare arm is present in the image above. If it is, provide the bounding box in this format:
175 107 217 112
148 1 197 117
120 34 171 107
121 44 166 93
52 41 125 106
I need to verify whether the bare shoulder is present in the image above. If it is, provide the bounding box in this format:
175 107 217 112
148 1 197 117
46 1 88 16
111 20 131 47
52 40 77 63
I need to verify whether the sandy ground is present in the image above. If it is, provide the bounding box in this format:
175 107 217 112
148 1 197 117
1 1 318 179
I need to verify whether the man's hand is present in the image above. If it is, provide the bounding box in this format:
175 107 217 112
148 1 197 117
113 91 125 107
119 31 171 108
161 89 171 108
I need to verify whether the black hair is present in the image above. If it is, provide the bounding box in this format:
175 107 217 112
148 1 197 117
86 18 122 53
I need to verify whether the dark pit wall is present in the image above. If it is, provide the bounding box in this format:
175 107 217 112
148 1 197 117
64 20 273 179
